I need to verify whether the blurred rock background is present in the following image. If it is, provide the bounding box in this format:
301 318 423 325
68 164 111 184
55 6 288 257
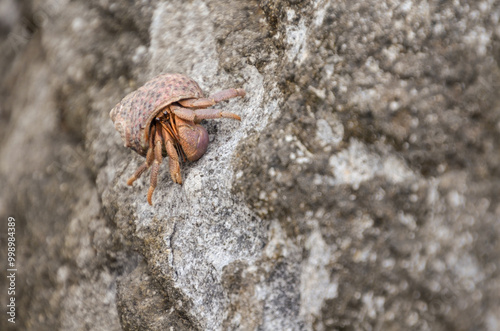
0 0 499 330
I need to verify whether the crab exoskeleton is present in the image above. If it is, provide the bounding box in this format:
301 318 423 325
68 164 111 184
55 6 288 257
110 73 245 205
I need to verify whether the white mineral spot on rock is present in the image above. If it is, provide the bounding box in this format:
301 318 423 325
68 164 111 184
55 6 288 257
57 265 70 283
485 311 500 331
463 26 491 57
382 155 415 183
286 19 308 64
330 140 416 188
383 45 401 62
353 246 371 263
398 212 417 230
132 45 147 63
382 258 396 269
295 157 311 164
351 88 378 110
389 100 399 111
361 291 385 319
406 311 419 327
316 118 344 148
71 17 85 32
300 228 338 328
329 139 380 187
400 0 413 13
183 168 204 193
264 221 296 260
308 85 326 99
268 167 276 177
353 214 375 239
447 190 465 207
313 0 328 27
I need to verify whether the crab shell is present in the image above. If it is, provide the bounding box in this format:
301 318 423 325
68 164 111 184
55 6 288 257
110 73 204 156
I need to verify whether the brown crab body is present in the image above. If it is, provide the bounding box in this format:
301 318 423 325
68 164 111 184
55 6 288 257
110 74 204 156
110 73 245 205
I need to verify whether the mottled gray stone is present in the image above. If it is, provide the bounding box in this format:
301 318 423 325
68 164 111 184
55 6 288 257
1 0 499 330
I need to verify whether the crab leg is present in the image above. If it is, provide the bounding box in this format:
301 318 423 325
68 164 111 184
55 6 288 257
210 88 246 103
127 125 156 186
146 123 164 205
161 124 183 185
192 108 241 123
177 88 245 109
170 104 196 122
170 104 241 124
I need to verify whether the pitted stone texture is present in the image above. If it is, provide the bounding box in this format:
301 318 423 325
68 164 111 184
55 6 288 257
1 0 500 331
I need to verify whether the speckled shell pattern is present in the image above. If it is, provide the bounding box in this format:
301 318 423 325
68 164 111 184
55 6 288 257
110 73 204 156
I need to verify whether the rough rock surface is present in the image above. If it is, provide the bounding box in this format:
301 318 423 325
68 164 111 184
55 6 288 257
1 0 499 330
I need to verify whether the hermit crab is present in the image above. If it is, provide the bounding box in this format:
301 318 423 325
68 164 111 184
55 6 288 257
110 73 245 205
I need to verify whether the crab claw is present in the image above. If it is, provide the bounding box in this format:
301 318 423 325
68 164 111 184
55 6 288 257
177 121 209 162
